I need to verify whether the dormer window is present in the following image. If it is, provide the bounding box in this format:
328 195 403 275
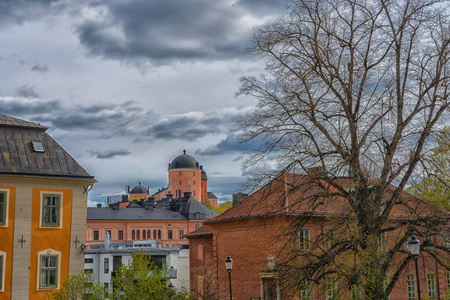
31 141 45 153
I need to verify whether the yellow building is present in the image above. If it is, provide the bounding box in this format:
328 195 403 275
0 114 95 300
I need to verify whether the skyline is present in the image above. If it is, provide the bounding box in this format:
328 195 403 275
0 0 287 204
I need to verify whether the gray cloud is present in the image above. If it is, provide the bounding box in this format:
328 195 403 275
144 110 241 141
87 148 131 159
16 84 39 98
75 0 285 66
195 133 262 156
0 0 70 25
31 62 49 72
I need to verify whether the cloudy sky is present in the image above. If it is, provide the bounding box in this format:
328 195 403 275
0 0 287 205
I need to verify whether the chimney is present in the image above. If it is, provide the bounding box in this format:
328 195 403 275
125 185 130 194
105 232 111 249
112 203 119 210
145 199 154 210
96 203 102 208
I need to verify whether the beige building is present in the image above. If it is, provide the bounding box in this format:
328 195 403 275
0 114 95 300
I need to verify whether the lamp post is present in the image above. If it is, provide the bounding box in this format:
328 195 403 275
225 255 233 300
408 234 421 300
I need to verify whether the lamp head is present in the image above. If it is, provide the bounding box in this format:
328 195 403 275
408 234 420 257
225 255 233 271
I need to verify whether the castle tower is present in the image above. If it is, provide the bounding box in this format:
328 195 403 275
168 150 207 203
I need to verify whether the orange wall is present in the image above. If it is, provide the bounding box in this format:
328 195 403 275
0 187 15 300
168 169 202 201
28 188 73 300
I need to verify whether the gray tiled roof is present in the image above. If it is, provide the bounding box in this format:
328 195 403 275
0 114 94 179
87 207 189 221
180 197 212 218
207 192 217 199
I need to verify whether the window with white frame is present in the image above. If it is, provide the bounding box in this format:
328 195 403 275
0 251 5 292
407 274 416 300
326 276 338 300
0 191 8 227
447 272 450 289
299 229 310 251
324 229 334 250
41 193 62 228
351 285 361 300
427 273 436 299
379 231 387 252
38 250 61 289
301 279 312 300
104 258 109 274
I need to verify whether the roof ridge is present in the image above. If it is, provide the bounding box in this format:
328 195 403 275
0 113 48 130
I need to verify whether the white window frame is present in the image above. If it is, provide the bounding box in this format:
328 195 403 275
39 192 63 229
407 274 416 300
37 249 61 290
299 229 310 251
0 189 10 228
427 273 436 299
301 279 312 300
326 276 338 300
0 251 6 292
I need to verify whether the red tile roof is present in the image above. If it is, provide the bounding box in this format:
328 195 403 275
206 173 448 224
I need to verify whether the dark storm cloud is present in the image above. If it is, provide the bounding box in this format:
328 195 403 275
0 96 60 114
75 0 286 66
87 148 131 159
195 133 262 156
16 84 39 98
145 110 240 141
0 0 69 25
31 62 49 72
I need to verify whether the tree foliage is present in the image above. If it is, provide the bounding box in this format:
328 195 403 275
237 0 450 299
213 201 232 215
112 251 192 300
409 126 450 211
42 272 105 300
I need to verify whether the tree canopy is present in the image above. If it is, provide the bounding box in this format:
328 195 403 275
237 0 450 299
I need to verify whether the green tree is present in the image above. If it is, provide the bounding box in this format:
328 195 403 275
112 251 192 300
213 201 232 215
409 127 450 211
237 0 450 299
42 272 105 300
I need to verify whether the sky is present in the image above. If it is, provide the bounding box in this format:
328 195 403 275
0 0 287 205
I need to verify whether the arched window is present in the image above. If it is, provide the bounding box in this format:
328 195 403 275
143 230 146 240
193 190 196 197
132 230 135 240
147 230 150 240
153 230 157 240
136 230 140 240
158 230 161 239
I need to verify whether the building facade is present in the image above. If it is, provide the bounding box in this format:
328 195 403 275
85 238 189 293
187 173 450 300
0 114 95 300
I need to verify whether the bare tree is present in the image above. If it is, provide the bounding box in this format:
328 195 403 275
237 0 450 298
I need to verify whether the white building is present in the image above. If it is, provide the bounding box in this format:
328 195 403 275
84 235 189 294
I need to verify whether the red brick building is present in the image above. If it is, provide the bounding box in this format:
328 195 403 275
187 173 450 300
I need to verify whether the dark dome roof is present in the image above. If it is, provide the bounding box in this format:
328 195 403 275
169 150 200 170
130 182 149 194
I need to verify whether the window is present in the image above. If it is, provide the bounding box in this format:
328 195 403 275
84 269 93 274
132 230 135 240
427 274 436 299
0 252 5 292
39 252 59 289
179 180 182 185
379 232 387 252
93 230 99 241
104 258 109 274
351 285 361 300
0 191 7 226
153 230 157 239
168 230 173 240
195 223 201 230
179 171 182 176
179 230 184 239
85 258 93 264
261 276 279 300
147 230 150 240
301 280 312 300
136 230 140 240
193 171 196 176
326 277 338 300
407 274 416 300
193 191 196 197
299 229 310 251
118 230 124 240
447 272 450 289
41 194 61 227
158 230 161 239
324 229 334 250
143 230 146 240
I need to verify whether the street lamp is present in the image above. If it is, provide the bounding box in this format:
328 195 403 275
225 255 233 300
408 234 421 300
